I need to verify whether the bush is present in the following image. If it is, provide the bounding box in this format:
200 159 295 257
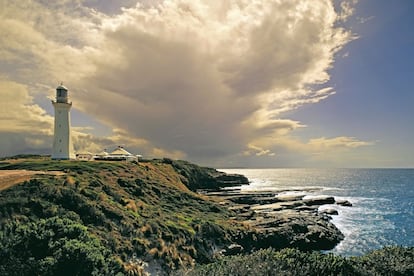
352 246 414 275
0 217 119 276
179 246 414 276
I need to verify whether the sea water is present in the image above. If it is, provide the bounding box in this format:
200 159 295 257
219 168 414 256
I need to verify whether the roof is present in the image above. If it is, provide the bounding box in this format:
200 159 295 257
77 151 93 155
56 85 68 91
110 147 132 156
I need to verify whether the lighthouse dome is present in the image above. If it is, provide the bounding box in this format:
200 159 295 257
56 84 68 91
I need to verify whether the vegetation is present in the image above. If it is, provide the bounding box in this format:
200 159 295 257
0 157 413 275
179 247 414 276
0 158 244 275
351 246 414 275
0 154 48 160
0 217 118 275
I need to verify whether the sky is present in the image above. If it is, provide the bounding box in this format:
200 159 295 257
0 0 413 168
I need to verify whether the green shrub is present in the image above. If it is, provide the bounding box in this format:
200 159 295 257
181 248 356 275
0 217 120 275
179 247 414 276
352 246 414 275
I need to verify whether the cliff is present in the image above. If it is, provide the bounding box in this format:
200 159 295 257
0 157 343 275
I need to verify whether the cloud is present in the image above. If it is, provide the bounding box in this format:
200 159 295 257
0 0 373 166
253 135 375 154
305 136 376 167
308 136 375 150
72 128 186 159
74 0 358 161
337 0 358 21
241 134 376 167
0 79 53 134
0 79 54 155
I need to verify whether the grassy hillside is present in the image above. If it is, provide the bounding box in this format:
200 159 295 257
1 158 413 276
0 158 246 275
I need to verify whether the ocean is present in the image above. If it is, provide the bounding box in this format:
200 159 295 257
219 168 414 256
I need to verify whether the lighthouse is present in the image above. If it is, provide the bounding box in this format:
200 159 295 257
51 84 75 160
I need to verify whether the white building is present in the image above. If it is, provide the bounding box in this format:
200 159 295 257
51 84 75 160
76 152 94 161
94 146 140 162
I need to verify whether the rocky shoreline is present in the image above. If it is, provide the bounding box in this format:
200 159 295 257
200 186 352 254
0 158 356 275
168 160 351 254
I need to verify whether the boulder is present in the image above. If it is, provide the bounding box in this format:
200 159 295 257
336 199 353 207
321 208 339 215
303 196 335 206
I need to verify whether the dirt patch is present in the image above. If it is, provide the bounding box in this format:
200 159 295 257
0 170 64 191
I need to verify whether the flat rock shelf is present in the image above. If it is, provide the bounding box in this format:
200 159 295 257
200 188 351 253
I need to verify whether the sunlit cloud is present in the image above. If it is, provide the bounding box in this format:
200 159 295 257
308 136 375 150
0 79 53 134
0 78 53 156
0 0 375 166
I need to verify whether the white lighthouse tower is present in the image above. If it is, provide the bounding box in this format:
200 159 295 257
51 84 75 160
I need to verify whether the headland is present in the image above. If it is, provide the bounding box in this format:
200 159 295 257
0 157 412 275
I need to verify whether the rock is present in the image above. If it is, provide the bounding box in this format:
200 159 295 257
193 169 345 254
228 195 278 205
295 206 318 212
303 196 335 206
321 208 339 215
239 210 344 251
251 201 304 212
336 199 352 207
237 211 255 219
214 173 250 186
275 194 305 202
223 244 244 256
228 205 251 212
168 160 249 191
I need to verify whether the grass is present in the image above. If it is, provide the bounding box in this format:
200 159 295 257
0 158 245 274
1 157 413 275
0 158 127 173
